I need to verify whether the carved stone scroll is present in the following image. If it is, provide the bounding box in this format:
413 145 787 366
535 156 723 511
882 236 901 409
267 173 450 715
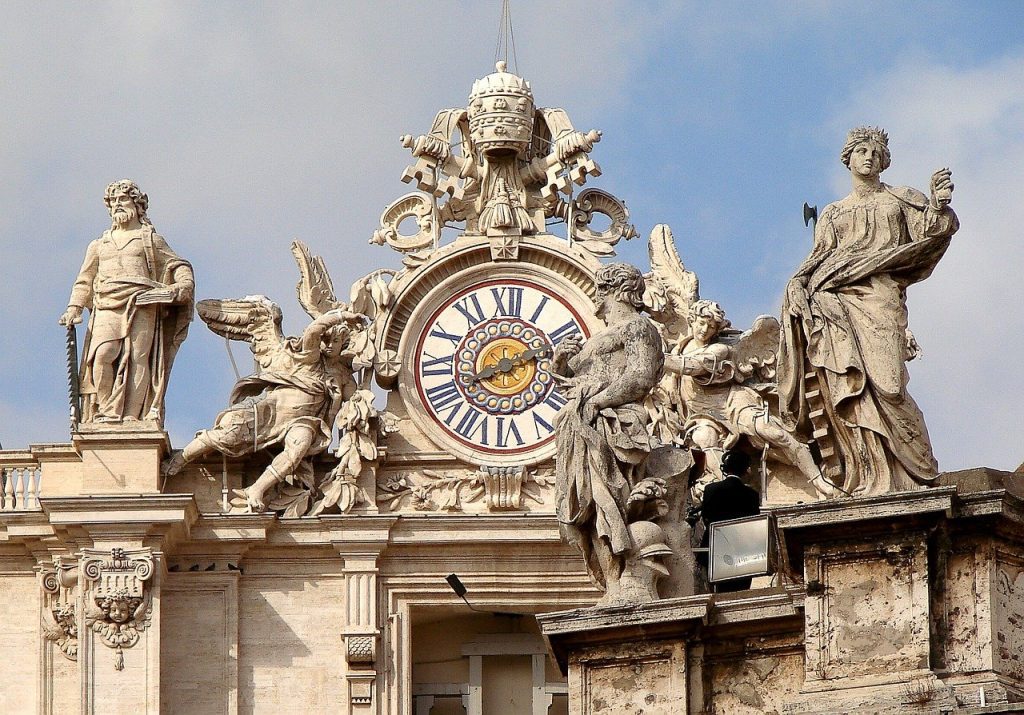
568 188 637 256
369 192 440 262
40 556 79 661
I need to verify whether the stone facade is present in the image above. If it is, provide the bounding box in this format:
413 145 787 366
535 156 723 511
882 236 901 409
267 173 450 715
540 474 1024 714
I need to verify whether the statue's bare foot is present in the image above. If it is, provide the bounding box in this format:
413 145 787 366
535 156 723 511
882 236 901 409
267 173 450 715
161 450 185 478
243 485 268 513
809 471 839 500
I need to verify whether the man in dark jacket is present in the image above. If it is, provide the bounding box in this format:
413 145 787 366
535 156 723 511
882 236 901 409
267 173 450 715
700 450 761 591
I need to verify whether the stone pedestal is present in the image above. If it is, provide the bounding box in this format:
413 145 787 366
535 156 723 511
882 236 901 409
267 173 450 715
540 473 1024 714
775 488 959 712
70 425 170 495
538 598 709 714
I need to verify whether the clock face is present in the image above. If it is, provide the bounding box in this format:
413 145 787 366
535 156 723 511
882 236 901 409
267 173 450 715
413 278 590 460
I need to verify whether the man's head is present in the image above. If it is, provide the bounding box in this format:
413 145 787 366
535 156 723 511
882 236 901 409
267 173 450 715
721 449 751 479
688 300 730 342
104 179 151 229
840 127 891 176
595 263 645 319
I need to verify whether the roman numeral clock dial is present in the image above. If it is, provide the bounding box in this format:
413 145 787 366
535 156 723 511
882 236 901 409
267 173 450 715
413 279 589 463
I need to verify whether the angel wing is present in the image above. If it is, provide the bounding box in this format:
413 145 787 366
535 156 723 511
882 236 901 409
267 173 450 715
41 607 66 641
643 224 699 345
719 315 781 384
83 599 105 629
132 590 153 631
196 297 285 369
291 240 343 319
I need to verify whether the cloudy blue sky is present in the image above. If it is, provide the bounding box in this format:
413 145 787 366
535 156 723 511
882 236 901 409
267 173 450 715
1 1 1022 471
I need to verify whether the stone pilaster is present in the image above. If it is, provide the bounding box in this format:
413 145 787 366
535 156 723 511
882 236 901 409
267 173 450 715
38 555 79 715
40 494 197 715
329 515 398 714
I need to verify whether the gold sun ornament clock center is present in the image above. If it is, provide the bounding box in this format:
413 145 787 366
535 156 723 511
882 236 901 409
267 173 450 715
475 336 538 395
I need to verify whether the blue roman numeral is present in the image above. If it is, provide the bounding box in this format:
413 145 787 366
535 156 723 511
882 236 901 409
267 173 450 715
549 320 581 345
429 322 462 348
425 381 462 413
491 287 524 318
453 294 486 329
543 388 568 411
529 295 550 323
452 407 489 444
496 417 525 447
421 352 454 377
532 412 555 439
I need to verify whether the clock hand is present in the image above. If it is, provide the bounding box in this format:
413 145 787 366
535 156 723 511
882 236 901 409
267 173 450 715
517 343 553 363
464 343 554 384
464 364 498 384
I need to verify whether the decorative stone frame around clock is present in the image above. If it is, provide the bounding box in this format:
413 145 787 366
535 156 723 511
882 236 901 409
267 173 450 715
380 234 602 467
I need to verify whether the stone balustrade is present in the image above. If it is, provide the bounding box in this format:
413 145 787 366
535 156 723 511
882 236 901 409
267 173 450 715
0 451 42 511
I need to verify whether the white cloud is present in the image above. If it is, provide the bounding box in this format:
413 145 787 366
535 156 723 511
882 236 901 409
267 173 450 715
0 1 655 448
825 51 1024 471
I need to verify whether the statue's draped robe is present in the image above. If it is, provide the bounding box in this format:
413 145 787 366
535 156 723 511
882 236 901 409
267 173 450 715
70 228 193 422
779 185 958 494
556 400 654 590
195 339 338 465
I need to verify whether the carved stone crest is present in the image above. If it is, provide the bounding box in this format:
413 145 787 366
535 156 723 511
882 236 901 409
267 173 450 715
81 547 154 670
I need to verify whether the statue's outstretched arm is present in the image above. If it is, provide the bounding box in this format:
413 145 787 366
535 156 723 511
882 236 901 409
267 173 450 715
68 240 100 310
664 344 732 384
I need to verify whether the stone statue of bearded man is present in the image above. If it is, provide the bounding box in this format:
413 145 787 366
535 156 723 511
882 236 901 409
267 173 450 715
59 180 194 425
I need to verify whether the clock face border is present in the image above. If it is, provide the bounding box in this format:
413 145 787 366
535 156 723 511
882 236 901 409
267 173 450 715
398 265 598 467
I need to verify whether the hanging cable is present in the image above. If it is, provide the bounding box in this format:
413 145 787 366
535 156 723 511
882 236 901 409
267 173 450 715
224 337 241 382
493 0 519 74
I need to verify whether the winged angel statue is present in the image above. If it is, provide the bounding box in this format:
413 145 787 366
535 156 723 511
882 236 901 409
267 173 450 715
161 242 395 516
643 226 836 501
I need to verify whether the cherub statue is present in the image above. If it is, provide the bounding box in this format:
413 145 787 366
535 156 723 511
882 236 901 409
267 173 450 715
161 242 382 514
643 226 836 502
665 300 835 501
553 263 665 605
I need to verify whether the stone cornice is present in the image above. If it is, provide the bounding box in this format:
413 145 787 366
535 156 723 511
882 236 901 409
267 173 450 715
387 512 562 544
39 493 198 550
538 594 712 670
70 426 170 452
771 487 956 531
